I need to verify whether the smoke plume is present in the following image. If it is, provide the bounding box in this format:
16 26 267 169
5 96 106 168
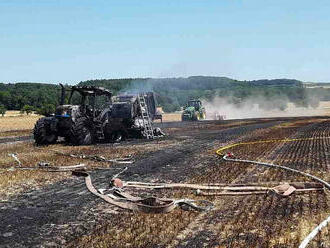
202 95 328 120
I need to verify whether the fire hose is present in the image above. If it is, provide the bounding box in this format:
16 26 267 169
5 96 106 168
72 169 323 214
72 170 214 213
123 181 324 196
52 150 133 164
0 161 87 173
216 137 330 248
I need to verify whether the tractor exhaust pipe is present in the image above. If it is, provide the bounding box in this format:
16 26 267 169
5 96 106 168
59 83 65 105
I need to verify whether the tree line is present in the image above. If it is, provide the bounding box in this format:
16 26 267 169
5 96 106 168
79 77 330 112
1 77 330 114
0 83 60 115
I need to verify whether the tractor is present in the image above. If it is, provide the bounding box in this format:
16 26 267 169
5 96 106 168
34 85 113 145
181 99 206 121
33 84 162 145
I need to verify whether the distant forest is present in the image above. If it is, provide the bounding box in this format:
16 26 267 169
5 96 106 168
1 76 330 112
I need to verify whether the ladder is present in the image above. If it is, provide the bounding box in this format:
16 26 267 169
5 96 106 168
138 94 154 139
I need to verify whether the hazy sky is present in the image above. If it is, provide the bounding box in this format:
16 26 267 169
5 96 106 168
1 0 330 84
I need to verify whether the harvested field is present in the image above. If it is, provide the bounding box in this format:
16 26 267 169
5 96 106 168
154 113 182 122
0 117 329 247
0 112 41 138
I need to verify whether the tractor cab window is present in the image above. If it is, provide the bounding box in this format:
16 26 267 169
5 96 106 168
92 95 110 109
70 91 83 105
188 101 201 110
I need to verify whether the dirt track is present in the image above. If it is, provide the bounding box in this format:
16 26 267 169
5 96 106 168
0 117 329 247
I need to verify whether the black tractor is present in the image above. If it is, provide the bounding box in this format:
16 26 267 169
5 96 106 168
34 84 162 145
34 85 113 145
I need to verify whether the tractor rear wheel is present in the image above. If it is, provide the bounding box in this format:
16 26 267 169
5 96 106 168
33 117 58 145
71 117 94 145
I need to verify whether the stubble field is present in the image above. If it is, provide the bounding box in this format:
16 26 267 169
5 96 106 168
0 112 329 247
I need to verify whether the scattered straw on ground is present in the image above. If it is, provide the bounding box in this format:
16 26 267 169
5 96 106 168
0 139 178 199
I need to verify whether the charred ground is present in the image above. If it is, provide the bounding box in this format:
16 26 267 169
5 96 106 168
0 117 329 247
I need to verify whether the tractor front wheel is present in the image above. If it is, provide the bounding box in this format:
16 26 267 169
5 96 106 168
193 112 200 121
33 117 58 145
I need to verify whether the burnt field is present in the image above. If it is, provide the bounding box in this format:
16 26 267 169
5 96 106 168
0 117 329 247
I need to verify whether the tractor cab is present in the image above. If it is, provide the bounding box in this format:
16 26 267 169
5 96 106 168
187 100 202 111
55 85 112 121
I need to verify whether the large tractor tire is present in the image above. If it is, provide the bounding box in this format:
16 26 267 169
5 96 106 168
193 112 200 121
71 117 94 145
33 117 58 145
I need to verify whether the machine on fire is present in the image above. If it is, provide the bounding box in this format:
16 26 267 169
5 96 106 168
181 99 206 121
33 84 162 145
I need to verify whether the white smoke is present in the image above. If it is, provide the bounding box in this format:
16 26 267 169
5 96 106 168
119 79 154 95
202 96 329 120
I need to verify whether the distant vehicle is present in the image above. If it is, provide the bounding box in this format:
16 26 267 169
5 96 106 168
212 111 226 120
154 107 164 122
181 99 206 121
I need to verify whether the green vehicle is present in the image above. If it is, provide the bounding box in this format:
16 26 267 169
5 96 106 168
181 100 206 121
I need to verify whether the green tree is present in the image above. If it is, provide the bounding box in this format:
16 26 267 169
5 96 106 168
0 78 316 113
21 105 34 115
36 104 55 116
0 104 6 116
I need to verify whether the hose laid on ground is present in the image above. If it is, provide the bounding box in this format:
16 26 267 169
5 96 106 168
216 136 330 156
123 181 323 196
299 215 330 248
216 137 330 248
221 155 330 191
125 182 269 191
72 170 214 213
0 163 87 173
52 150 133 164
2 152 131 173
37 162 87 172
